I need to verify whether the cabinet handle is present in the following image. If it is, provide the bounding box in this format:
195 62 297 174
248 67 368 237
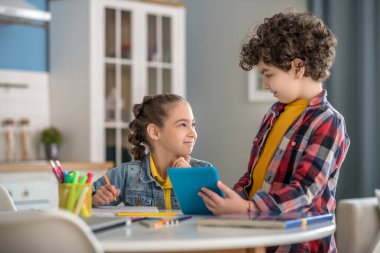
23 190 29 197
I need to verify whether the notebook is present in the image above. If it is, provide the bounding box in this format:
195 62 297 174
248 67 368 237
168 166 224 215
197 212 333 229
82 216 131 232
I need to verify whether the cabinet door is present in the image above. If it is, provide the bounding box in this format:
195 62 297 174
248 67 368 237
104 6 134 165
0 172 58 210
94 0 185 164
147 14 173 95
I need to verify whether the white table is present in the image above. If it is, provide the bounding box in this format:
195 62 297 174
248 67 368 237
95 216 335 253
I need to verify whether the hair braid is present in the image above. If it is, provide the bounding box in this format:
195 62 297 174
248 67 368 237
128 94 185 160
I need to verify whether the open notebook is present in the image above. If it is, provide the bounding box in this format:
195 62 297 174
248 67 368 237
82 216 131 232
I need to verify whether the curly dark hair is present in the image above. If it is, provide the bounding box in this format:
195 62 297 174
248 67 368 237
128 94 185 160
240 11 337 82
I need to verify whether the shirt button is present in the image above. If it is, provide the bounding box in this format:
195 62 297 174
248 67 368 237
291 141 296 146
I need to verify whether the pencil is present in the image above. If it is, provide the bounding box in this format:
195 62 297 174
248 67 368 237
104 173 116 201
116 212 177 217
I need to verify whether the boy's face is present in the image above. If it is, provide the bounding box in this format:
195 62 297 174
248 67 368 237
155 101 197 158
257 60 303 104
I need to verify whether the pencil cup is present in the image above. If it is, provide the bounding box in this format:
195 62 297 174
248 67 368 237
59 183 92 217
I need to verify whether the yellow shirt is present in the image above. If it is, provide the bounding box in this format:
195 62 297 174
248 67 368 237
249 99 309 198
150 154 172 210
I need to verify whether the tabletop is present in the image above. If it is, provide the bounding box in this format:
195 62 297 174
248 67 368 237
95 216 336 253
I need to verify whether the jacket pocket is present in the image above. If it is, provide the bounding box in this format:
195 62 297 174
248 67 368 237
124 190 153 206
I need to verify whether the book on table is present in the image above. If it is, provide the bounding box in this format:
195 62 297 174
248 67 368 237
197 212 333 229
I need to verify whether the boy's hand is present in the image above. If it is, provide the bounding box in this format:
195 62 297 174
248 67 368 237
198 181 252 215
92 184 121 206
172 155 191 168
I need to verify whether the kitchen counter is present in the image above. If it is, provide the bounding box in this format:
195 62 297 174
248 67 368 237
0 161 114 172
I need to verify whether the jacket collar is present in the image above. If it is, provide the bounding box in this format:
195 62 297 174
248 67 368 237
140 153 155 183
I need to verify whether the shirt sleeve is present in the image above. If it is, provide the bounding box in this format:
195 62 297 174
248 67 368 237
252 114 350 213
92 163 128 206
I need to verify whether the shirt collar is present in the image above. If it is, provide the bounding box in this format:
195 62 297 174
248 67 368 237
143 153 172 188
271 89 328 112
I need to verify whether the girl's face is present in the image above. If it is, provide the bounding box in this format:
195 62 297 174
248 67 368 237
155 101 197 157
257 60 303 104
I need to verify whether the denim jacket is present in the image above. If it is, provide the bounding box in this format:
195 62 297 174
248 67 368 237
92 153 212 209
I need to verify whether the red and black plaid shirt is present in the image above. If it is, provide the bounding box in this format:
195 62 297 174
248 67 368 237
234 90 350 253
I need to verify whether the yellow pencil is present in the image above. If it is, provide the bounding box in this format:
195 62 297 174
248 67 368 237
116 212 177 217
104 173 116 201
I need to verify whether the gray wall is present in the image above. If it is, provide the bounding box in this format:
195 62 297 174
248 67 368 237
184 0 307 187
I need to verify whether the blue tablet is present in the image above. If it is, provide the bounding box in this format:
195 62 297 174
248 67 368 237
168 167 224 215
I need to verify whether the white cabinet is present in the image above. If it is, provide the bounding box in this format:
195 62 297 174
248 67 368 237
49 0 185 164
0 161 112 210
0 171 58 211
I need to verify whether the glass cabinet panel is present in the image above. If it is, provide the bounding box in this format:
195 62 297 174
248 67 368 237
162 16 171 63
162 68 171 93
121 11 131 59
147 15 157 61
105 63 116 122
105 129 116 164
121 65 132 122
148 67 157 95
105 9 116 58
121 128 132 163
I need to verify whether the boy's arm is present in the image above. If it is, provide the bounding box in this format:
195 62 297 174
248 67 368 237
233 171 251 199
252 115 350 213
92 164 127 206
234 108 275 199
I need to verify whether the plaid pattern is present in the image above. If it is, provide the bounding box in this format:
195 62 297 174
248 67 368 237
234 90 350 253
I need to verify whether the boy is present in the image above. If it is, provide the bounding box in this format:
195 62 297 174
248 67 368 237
199 11 350 252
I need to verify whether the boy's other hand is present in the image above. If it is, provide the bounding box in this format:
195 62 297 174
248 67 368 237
172 155 191 168
198 181 251 215
92 184 121 206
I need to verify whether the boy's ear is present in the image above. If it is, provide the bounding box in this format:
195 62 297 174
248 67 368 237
291 58 305 79
146 123 160 141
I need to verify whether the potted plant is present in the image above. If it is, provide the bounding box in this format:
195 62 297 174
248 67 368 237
40 127 63 160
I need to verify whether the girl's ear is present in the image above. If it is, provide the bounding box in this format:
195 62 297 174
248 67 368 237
146 123 160 141
291 58 305 79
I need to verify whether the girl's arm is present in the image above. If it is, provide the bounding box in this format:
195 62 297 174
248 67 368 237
92 164 127 206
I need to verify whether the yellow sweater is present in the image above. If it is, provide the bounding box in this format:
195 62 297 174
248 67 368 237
249 99 309 198
150 154 172 210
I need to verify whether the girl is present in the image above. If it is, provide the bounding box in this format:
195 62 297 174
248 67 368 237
92 94 212 210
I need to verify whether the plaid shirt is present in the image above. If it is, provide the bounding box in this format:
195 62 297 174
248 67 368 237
234 90 350 253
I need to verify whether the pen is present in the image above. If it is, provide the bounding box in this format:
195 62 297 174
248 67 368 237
147 215 192 229
86 172 93 183
104 173 116 201
50 160 63 183
54 160 64 181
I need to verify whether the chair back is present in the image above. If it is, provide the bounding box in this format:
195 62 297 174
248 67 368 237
0 210 104 253
0 185 17 211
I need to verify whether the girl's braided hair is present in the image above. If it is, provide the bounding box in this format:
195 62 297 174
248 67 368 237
128 94 185 160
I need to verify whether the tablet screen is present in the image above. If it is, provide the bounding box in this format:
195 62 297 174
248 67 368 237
168 167 223 215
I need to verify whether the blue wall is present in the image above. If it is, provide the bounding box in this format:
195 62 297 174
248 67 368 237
0 0 47 72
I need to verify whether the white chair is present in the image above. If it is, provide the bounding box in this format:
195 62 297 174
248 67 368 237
0 210 104 253
337 197 380 253
0 185 17 211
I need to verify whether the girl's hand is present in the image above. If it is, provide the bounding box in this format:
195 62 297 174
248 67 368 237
92 184 121 206
172 155 191 168
198 181 252 215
